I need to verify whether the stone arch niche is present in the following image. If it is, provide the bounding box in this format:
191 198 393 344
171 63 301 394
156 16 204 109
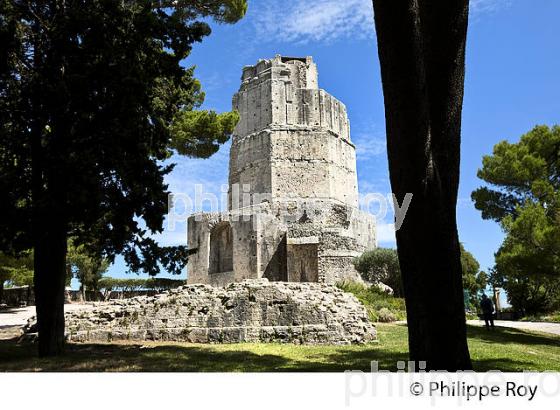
209 222 234 274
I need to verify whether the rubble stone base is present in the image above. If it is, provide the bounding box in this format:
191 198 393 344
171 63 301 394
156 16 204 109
25 279 376 345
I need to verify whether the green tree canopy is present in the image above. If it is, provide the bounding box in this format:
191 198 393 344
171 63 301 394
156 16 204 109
460 244 487 309
0 251 34 303
353 248 403 297
66 240 109 293
0 0 246 355
354 245 486 303
0 251 34 287
0 0 245 270
472 125 560 222
472 125 560 314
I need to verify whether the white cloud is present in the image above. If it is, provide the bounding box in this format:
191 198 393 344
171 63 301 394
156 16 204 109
470 0 512 16
376 222 396 245
354 135 386 159
251 0 374 44
249 0 511 44
352 120 386 159
165 144 229 198
358 179 389 196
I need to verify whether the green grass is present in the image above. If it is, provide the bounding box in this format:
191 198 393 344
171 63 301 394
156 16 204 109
337 281 407 322
1 324 559 372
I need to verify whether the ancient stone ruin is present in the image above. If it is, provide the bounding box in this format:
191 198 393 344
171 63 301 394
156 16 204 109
187 56 377 286
23 279 376 344
20 58 379 346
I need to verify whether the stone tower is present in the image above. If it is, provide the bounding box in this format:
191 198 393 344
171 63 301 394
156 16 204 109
229 55 358 210
187 56 376 286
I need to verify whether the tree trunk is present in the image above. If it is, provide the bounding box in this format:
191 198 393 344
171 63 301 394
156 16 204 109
0 280 4 305
372 0 472 370
28 2 70 357
32 141 68 356
33 217 67 357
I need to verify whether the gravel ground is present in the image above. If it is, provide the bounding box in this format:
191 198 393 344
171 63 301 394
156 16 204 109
467 319 560 336
0 304 101 339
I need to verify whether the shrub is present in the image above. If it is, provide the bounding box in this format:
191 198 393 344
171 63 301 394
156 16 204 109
465 312 479 320
521 312 560 323
353 248 403 297
337 281 406 323
377 308 397 323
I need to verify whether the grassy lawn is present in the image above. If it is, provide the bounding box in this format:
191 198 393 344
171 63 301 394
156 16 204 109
1 324 559 372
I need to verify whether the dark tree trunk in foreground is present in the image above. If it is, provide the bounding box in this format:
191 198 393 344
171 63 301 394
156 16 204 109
372 0 472 370
32 159 68 356
33 220 67 357
31 91 68 356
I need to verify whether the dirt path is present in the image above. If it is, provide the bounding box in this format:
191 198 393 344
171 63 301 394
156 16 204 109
0 304 100 339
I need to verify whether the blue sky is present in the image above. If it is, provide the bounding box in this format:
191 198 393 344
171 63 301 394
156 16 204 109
100 0 560 293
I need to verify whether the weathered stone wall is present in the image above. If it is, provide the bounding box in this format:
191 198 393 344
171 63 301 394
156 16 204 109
187 200 375 286
269 129 358 208
25 280 376 345
229 55 357 209
228 130 272 207
228 128 359 209
187 55 376 285
187 209 269 285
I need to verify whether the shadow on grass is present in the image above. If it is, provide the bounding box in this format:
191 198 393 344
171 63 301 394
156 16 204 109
467 324 560 371
473 358 542 372
0 337 408 372
467 324 560 347
0 338 289 372
1 324 558 372
318 347 409 372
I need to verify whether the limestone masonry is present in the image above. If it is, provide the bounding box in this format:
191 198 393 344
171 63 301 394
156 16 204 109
23 280 377 344
187 55 376 286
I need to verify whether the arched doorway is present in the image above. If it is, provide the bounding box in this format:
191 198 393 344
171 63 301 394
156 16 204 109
209 222 233 274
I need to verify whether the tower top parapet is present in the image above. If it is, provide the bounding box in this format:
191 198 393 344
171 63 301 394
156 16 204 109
233 55 349 140
240 55 318 91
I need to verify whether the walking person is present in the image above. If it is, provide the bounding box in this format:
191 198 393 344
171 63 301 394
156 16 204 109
480 293 495 330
